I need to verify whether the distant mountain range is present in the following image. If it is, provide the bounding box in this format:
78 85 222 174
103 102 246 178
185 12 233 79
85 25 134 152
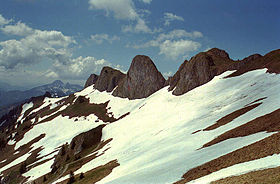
0 80 82 117
0 81 28 92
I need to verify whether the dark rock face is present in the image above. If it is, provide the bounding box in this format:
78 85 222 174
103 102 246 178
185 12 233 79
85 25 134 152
228 49 280 77
206 48 230 59
242 54 262 63
168 48 235 95
51 125 105 171
113 55 166 99
84 74 99 88
94 67 125 93
70 124 105 154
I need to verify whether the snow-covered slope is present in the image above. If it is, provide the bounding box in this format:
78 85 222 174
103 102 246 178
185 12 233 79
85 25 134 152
1 67 280 184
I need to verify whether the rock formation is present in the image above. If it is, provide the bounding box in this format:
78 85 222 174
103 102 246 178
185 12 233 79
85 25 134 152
228 49 280 77
85 48 279 98
112 55 166 99
94 67 125 93
84 74 99 88
168 48 236 95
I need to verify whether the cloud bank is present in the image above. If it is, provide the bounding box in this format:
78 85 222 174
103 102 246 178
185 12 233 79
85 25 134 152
89 0 153 33
132 29 203 59
0 14 113 82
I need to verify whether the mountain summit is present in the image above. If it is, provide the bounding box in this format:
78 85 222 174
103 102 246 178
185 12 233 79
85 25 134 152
112 55 166 99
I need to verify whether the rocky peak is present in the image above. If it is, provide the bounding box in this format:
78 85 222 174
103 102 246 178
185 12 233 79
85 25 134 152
206 48 230 59
84 74 99 88
168 48 235 96
51 80 64 87
113 55 166 99
242 54 262 63
94 67 125 93
227 49 280 77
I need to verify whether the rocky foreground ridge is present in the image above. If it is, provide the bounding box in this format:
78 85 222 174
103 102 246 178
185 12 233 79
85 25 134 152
85 48 280 98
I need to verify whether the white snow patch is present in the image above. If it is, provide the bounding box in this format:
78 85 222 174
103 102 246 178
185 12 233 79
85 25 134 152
17 102 34 123
74 69 280 184
29 96 66 115
4 69 280 184
0 153 31 173
188 153 280 184
13 151 20 155
15 114 103 159
0 159 6 164
0 120 6 127
23 158 55 182
29 151 58 167
7 139 16 145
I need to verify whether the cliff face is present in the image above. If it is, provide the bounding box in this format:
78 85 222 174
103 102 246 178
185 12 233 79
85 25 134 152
167 48 235 95
94 67 125 93
227 49 280 77
84 74 99 88
112 55 166 99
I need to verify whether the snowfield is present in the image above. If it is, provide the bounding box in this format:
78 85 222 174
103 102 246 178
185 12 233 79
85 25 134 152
1 68 280 184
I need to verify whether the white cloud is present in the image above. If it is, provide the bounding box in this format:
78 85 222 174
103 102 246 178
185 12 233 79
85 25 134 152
90 34 120 44
0 14 11 26
0 15 126 86
45 70 59 78
88 0 153 33
164 12 184 26
89 0 138 20
157 29 203 42
131 29 202 59
162 71 174 79
0 29 75 69
1 22 34 36
159 39 201 59
122 18 152 33
133 29 203 49
52 56 110 79
0 14 118 82
140 0 152 4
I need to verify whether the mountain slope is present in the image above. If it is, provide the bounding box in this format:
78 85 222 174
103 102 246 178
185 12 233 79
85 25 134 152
0 49 280 184
0 80 82 117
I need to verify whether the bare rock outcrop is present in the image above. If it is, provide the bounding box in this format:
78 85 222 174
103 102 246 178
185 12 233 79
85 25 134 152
113 55 166 99
51 125 105 172
94 67 125 93
168 48 235 95
228 49 280 77
242 54 262 63
84 74 99 88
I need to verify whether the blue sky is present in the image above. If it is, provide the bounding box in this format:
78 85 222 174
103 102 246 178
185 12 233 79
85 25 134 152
0 0 279 88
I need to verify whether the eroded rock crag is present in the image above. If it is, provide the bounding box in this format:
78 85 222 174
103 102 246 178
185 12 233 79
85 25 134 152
112 55 166 99
84 74 99 88
94 67 125 93
167 48 236 95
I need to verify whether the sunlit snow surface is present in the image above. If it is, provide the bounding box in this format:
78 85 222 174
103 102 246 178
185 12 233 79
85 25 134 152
56 69 280 184
1 69 280 184
188 153 280 184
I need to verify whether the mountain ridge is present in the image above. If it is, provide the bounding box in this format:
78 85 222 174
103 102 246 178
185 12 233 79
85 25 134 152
0 80 83 117
85 48 280 98
0 48 280 184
